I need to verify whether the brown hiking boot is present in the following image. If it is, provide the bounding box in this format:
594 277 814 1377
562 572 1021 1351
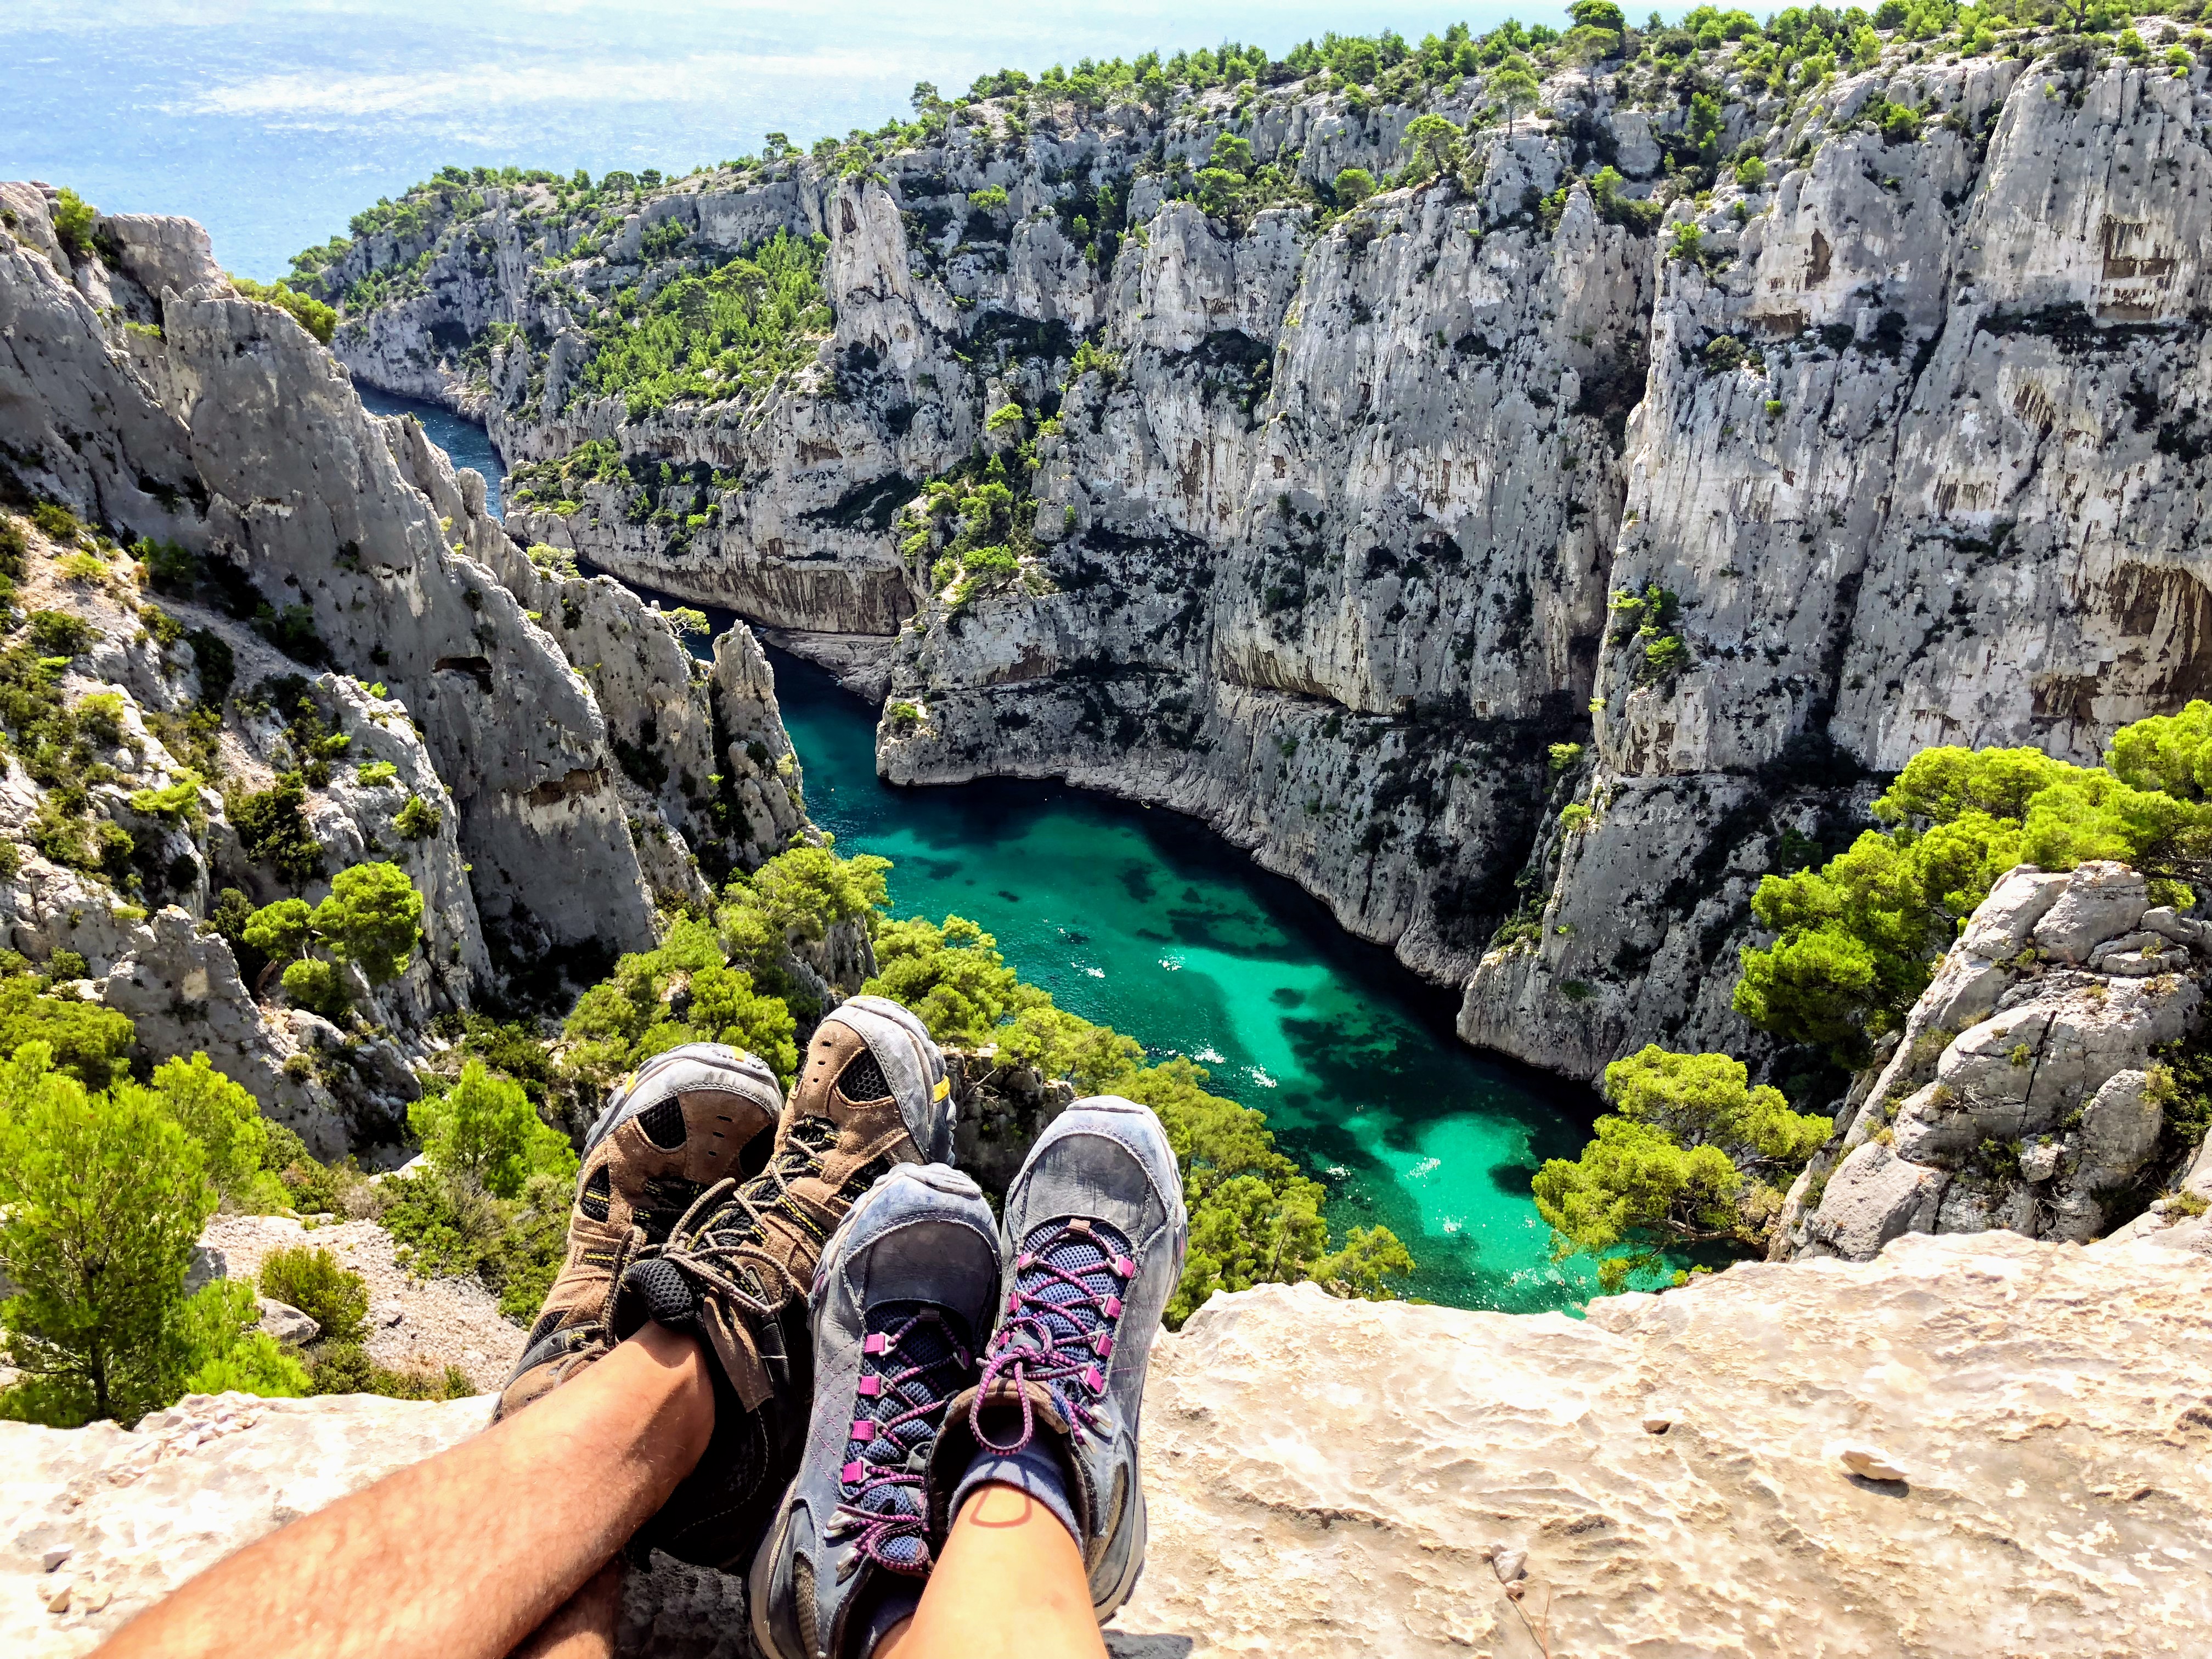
609 994 954 1568
493 1043 785 1423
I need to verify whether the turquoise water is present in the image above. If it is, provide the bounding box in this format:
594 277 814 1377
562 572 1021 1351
769 650 1603 1312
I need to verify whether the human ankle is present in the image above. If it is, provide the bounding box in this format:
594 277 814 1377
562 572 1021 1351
949 1440 1080 1550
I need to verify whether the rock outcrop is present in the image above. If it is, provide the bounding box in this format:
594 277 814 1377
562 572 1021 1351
309 38 2212 1086
8 1229 2211 1656
1463 51 2212 1075
1780 860 2207 1259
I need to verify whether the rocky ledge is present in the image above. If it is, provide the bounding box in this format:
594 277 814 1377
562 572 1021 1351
7 1228 2209 1656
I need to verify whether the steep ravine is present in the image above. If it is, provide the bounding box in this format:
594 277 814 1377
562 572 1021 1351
309 41 2212 1091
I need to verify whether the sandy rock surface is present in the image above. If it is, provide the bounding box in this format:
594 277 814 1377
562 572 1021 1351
201 1214 525 1392
7 1229 2209 1656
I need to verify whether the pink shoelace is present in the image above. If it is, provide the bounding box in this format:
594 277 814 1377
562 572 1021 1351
831 1306 973 1574
970 1217 1136 1455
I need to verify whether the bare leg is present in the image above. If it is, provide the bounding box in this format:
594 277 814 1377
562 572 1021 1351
510 1557 624 1659
880 1482 1107 1659
94 1325 712 1659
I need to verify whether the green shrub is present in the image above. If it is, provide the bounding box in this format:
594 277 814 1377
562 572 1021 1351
26 610 94 657
229 275 337 345
281 957 348 1018
394 794 443 839
377 1167 568 1322
561 917 799 1087
1333 167 1377 206
580 230 830 416
151 1053 287 1212
1533 1046 1831 1293
0 974 136 1090
172 1279 310 1399
50 189 96 261
356 760 398 787
307 1341 475 1400
256 1244 370 1343
409 1060 575 1199
229 775 325 885
1736 722 2212 1064
312 862 422 984
0 1042 216 1425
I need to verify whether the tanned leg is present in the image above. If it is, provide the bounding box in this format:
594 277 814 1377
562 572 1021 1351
511 1558 625 1659
94 1324 712 1659
879 1483 1107 1659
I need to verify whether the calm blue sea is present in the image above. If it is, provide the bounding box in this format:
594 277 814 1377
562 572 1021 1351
4 0 1551 279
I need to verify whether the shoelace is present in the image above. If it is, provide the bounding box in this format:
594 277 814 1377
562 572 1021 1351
828 1306 973 1575
971 1217 1136 1454
647 1118 842 1317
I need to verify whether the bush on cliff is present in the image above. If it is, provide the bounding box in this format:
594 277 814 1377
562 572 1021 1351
1735 712 2212 1066
1533 1045 1831 1293
229 275 337 346
581 229 830 417
257 1244 371 1345
407 1060 577 1200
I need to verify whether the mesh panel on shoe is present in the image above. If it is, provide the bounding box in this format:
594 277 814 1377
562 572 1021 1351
834 1048 890 1104
580 1164 613 1223
1024 1220 1130 1350
637 1094 687 1149
527 1307 568 1348
639 1174 709 1242
840 1301 972 1573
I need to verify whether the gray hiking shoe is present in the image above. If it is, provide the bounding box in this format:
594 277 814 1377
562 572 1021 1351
926 1096 1188 1622
748 1163 1000 1659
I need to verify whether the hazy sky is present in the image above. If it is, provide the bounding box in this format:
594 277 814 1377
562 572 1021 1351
4 2 1649 275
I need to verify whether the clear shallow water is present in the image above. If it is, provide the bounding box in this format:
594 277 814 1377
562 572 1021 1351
370 397 1609 1311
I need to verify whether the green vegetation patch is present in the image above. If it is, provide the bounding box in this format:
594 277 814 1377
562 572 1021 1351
580 230 831 418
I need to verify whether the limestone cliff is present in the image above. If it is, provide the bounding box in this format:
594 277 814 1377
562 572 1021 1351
0 183 814 1148
8 1228 2210 1656
308 33 2212 1089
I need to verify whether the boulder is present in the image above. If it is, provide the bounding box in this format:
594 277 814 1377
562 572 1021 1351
2031 861 2148 965
1802 1139 1948 1260
1787 858 2209 1258
253 1300 320 1345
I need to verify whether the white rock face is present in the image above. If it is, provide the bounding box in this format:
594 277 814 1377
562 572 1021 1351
1467 55 2212 1072
7 1232 2209 1657
0 184 816 1033
1780 861 2203 1258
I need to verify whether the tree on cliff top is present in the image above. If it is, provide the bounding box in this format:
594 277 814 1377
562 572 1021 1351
1533 1045 1830 1294
1735 712 2212 1068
